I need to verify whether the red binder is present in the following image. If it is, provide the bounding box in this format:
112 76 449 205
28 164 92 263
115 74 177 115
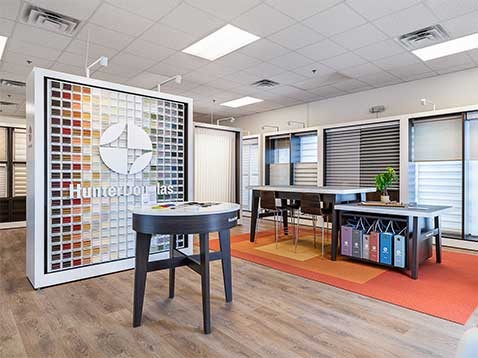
369 231 380 262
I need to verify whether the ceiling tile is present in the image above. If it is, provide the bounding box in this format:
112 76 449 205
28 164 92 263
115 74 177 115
331 23 387 51
425 53 475 71
424 0 478 21
244 62 285 77
190 62 236 78
435 63 476 75
332 78 371 92
357 71 401 87
126 72 169 89
340 62 384 78
182 70 221 84
207 78 242 90
373 52 422 70
232 3 295 37
105 0 181 21
221 70 263 86
140 23 196 51
29 0 101 20
162 78 201 92
12 23 71 51
266 85 318 101
268 71 308 85
6 39 63 60
321 52 367 71
238 39 289 61
109 52 156 71
265 0 342 21
162 52 209 72
346 0 420 21
292 62 336 78
123 40 175 62
55 52 86 67
3 51 52 68
373 3 438 37
77 23 135 50
0 70 28 83
89 3 154 37
49 63 84 76
268 23 323 50
354 39 404 61
295 72 350 90
185 0 260 21
160 3 225 38
93 70 130 84
297 39 347 61
398 71 436 82
442 11 478 38
269 52 314 71
213 52 261 71
387 62 435 80
0 18 15 37
0 0 20 20
303 3 366 37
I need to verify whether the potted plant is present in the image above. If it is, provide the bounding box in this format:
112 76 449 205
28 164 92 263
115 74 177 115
374 167 398 203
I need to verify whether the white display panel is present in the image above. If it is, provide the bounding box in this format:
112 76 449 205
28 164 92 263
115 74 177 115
26 68 194 288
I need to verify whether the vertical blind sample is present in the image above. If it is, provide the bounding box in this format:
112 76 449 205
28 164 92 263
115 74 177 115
325 121 400 188
241 137 259 211
194 126 236 202
0 163 7 198
13 129 27 162
410 116 463 236
0 128 6 162
13 164 27 196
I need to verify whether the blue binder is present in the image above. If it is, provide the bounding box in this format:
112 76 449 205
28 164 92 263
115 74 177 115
379 232 393 265
394 234 406 268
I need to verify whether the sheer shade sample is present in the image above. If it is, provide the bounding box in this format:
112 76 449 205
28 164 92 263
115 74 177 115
13 164 27 196
0 128 6 162
13 129 27 162
194 126 236 203
0 163 7 198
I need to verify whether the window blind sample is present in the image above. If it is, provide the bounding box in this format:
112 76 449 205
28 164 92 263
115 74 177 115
411 116 462 161
270 137 289 163
194 126 236 202
242 137 259 211
0 128 6 162
269 163 289 185
325 121 399 188
292 132 318 186
13 164 27 196
13 129 27 162
0 163 7 198
465 114 478 237
294 162 318 186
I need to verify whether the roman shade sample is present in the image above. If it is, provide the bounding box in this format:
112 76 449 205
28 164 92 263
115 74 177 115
13 164 26 196
325 121 400 188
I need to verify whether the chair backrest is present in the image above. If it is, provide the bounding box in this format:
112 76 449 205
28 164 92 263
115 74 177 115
260 191 277 211
300 193 322 216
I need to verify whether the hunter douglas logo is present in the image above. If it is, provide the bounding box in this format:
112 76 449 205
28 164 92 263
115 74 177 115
70 121 174 199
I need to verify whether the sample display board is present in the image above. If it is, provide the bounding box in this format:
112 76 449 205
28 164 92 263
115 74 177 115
26 68 193 288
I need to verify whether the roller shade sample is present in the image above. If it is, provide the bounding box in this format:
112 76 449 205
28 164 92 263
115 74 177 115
13 129 27 162
13 163 27 196
0 128 6 162
325 121 400 188
0 163 7 198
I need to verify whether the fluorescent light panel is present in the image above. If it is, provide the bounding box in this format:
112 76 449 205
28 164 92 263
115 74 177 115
182 24 259 61
220 96 263 108
0 36 7 60
412 33 478 61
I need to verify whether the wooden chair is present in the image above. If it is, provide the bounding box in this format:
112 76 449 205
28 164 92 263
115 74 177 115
297 193 332 255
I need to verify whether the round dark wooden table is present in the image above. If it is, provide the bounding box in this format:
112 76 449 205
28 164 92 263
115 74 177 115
131 202 240 334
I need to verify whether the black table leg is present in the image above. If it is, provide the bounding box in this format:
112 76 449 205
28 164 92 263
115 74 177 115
199 233 211 334
133 232 151 327
218 230 232 303
434 216 442 264
250 190 260 242
281 198 289 235
169 235 176 299
411 216 419 280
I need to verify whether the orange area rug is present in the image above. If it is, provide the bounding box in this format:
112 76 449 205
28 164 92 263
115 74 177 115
210 228 478 325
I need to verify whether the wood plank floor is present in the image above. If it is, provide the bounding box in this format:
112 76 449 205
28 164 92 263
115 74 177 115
0 219 472 358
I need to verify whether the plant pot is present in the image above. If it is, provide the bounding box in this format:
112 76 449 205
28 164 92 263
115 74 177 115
381 195 390 203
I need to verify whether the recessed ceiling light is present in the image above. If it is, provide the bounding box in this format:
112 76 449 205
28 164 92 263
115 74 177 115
412 33 478 61
220 96 263 108
0 36 8 60
182 24 260 61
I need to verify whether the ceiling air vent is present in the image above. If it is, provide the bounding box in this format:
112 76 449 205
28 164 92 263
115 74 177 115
0 79 26 87
251 79 280 88
397 25 449 50
21 3 80 35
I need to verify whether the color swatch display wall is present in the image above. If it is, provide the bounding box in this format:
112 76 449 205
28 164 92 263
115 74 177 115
26 68 193 288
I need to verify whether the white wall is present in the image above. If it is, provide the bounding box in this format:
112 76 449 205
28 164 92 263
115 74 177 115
233 67 478 134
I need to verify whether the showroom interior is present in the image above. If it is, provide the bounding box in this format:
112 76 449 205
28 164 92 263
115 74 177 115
1 0 478 357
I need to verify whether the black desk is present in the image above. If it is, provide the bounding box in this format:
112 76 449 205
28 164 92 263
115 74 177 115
132 202 240 334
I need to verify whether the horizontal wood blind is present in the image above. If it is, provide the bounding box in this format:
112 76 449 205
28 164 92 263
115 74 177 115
325 121 400 188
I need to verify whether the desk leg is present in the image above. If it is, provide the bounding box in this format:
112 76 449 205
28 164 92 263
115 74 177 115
435 216 442 264
331 208 339 261
219 230 232 303
250 190 260 243
169 235 176 299
281 198 289 236
411 217 419 280
199 233 211 334
133 232 151 327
